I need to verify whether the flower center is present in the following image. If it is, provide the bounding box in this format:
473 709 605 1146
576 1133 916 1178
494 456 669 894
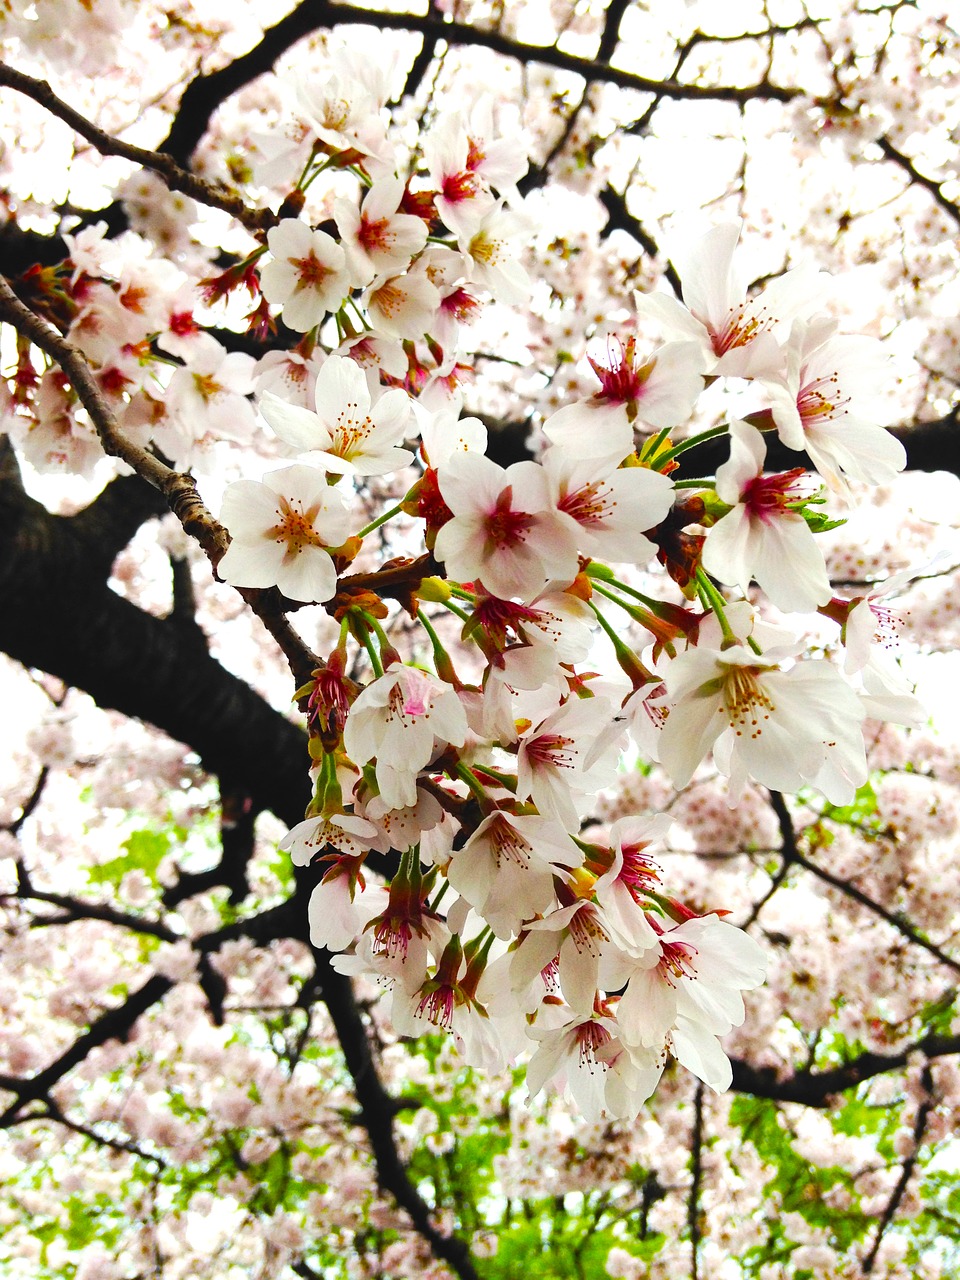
575 1019 612 1070
709 303 772 355
292 251 333 293
358 215 393 254
721 666 775 739
442 170 480 205
797 371 850 425
487 815 533 869
525 731 576 771
657 939 697 984
559 478 614 527
267 495 326 557
484 486 534 548
587 336 653 405
740 468 807 522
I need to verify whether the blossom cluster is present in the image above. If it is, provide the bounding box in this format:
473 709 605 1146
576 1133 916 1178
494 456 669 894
1 44 925 1124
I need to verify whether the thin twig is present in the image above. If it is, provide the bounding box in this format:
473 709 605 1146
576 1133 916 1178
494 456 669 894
0 62 273 233
768 791 960 976
861 1065 935 1272
688 1083 704 1280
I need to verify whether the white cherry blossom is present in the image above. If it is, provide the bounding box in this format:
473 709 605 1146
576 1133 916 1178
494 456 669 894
334 176 428 287
542 446 675 564
260 220 350 332
433 453 580 601
258 353 413 476
765 317 907 491
657 637 867 799
634 223 828 378
217 464 351 602
343 663 468 810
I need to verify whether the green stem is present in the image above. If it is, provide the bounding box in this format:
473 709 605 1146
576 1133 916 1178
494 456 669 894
454 762 491 804
694 568 737 644
358 501 404 539
417 610 457 683
589 599 640 660
473 763 518 791
657 424 729 465
673 477 714 489
591 578 639 615
356 619 384 678
428 878 450 914
442 599 471 623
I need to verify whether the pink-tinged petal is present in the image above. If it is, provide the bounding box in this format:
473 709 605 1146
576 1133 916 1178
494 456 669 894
618 966 677 1048
436 451 506 513
656 682 725 790
542 401 635 466
558 930 600 1013
714 419 766 505
632 290 708 346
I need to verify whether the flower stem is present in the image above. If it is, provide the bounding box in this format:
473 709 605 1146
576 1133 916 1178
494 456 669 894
355 617 384 678
358 502 404 539
694 568 737 644
657 424 729 465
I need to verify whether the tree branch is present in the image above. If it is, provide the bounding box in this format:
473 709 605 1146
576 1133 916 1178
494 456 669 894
730 1033 960 1107
296 0 800 105
0 62 272 233
861 1065 934 1272
317 956 481 1280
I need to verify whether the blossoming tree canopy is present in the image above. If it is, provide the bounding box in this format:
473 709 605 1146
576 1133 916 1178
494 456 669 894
2 2 960 1277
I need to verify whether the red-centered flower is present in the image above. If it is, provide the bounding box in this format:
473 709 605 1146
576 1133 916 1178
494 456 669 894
434 453 579 602
702 419 831 613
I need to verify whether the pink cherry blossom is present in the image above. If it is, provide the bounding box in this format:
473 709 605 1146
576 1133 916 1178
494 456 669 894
701 418 832 612
434 453 580 601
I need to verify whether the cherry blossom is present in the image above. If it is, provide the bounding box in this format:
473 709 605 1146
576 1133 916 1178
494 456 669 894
656 636 867 800
766 318 908 490
259 219 350 332
542 445 675 564
258 352 413 476
343 663 468 809
334 176 429 287
701 418 833 612
433 453 580 601
217 464 351 602
541 336 705 465
634 223 828 378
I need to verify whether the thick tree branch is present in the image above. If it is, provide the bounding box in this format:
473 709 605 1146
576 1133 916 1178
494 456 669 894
317 956 481 1280
730 1033 960 1107
0 477 312 827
